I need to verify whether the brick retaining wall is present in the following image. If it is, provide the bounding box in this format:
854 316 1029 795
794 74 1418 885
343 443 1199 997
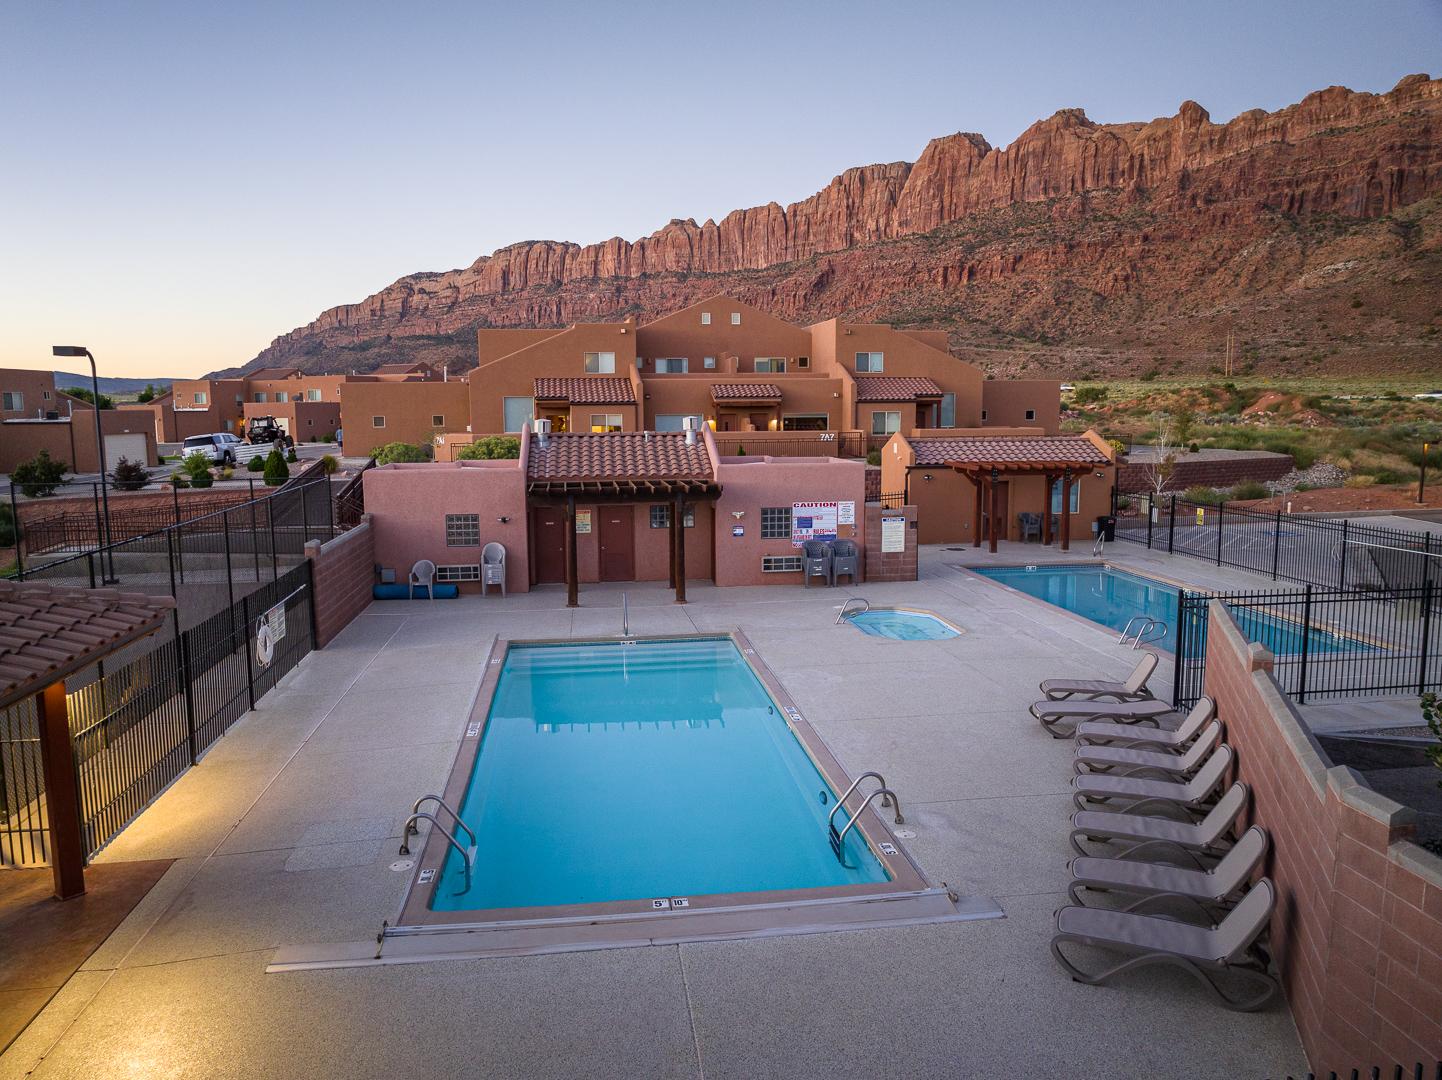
1118 453 1294 494
305 519 375 648
863 503 917 582
1203 604 1442 1073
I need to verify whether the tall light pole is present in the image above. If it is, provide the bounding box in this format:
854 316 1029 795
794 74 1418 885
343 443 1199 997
51 345 117 583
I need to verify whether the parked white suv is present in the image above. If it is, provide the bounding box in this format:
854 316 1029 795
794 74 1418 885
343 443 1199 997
182 432 242 465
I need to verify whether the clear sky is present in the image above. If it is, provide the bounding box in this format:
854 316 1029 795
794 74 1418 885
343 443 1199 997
2 0 1438 378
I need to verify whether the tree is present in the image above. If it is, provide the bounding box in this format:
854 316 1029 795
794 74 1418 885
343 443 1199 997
136 384 158 403
455 435 520 460
1072 386 1108 406
63 386 115 409
263 448 290 487
1173 405 1197 447
12 449 68 497
373 441 430 465
1140 412 1179 496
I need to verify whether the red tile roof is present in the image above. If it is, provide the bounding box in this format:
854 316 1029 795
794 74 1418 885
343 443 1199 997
247 367 301 381
0 581 175 710
527 432 716 492
854 377 945 402
911 435 1110 467
533 378 636 405
711 383 782 402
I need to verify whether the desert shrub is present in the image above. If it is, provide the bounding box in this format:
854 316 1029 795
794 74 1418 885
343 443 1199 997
285 447 298 463
319 432 335 443
182 451 213 478
12 450 68 497
170 472 189 488
0 504 18 548
110 456 148 491
247 455 265 472
865 450 881 466
263 448 290 487
373 441 429 465
455 435 521 460
1182 485 1226 506
1188 442 1200 454
1072 386 1108 405
1230 480 1270 501
217 466 234 481
319 454 339 475
1344 474 1377 488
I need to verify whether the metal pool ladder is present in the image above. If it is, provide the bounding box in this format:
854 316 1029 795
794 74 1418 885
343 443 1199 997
836 597 870 624
827 771 903 862
1118 615 1167 649
399 794 477 869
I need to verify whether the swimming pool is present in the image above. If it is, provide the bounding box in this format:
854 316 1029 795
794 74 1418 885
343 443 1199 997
845 609 961 641
417 635 900 917
972 564 1368 656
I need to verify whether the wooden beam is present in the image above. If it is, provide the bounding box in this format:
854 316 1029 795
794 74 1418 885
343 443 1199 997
667 498 677 589
674 493 687 603
565 495 579 607
1061 472 1073 552
989 476 1000 554
973 476 983 548
1042 473 1054 546
36 680 85 899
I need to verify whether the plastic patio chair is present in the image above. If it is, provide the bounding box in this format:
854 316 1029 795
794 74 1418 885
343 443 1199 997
409 559 437 602
830 539 860 586
482 542 506 597
1018 512 1042 543
803 541 834 588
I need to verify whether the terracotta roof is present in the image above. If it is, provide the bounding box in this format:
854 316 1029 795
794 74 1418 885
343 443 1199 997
911 435 1110 468
0 581 175 710
247 367 301 381
374 362 430 374
711 383 782 402
527 432 717 494
533 377 636 405
854 377 945 402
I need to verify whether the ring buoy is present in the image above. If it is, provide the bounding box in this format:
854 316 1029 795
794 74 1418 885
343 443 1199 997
256 620 275 667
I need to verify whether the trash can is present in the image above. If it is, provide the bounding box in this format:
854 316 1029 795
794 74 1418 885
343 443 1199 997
1095 515 1117 542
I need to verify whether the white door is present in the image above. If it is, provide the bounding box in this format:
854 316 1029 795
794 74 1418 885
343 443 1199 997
104 433 148 471
276 417 291 436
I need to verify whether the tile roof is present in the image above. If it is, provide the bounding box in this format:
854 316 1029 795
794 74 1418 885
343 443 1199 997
527 432 716 490
0 581 175 710
910 435 1111 468
854 377 945 402
247 367 301 381
711 383 782 402
533 377 636 405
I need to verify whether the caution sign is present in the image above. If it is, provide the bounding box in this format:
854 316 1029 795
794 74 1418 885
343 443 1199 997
791 501 839 547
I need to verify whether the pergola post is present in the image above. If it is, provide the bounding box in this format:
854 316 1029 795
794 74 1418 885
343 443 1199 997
1060 470 1073 552
667 501 677 590
972 476 983 548
564 495 579 608
36 680 86 899
988 468 1001 554
1042 473 1054 546
673 494 687 603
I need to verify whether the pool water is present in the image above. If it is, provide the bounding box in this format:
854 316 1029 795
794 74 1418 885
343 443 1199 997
846 610 960 641
433 637 889 911
972 565 1367 656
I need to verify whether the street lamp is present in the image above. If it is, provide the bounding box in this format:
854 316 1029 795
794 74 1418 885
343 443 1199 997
51 345 117 583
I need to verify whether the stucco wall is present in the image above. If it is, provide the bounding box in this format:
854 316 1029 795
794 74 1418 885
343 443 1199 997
340 382 472 457
305 520 376 647
981 380 1061 434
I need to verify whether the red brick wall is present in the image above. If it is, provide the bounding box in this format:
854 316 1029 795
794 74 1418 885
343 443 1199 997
1203 605 1442 1074
864 503 917 582
305 520 375 648
1118 453 1293 494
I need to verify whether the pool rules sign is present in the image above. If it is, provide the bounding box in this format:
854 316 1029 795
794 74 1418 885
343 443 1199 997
791 501 839 547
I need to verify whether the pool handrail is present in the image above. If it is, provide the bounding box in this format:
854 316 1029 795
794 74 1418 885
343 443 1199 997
407 794 477 848
826 770 892 835
1118 615 1167 649
398 812 475 871
836 597 870 624
831 787 903 863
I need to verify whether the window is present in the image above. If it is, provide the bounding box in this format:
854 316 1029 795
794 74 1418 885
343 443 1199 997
584 351 616 374
855 352 885 373
435 564 481 582
653 415 689 432
372 415 386 428
730 312 741 325
254 392 268 403
940 392 957 428
782 414 828 431
306 389 322 401
649 504 695 528
276 391 289 403
703 356 716 369
871 411 901 435
194 391 208 404
235 394 244 405
760 506 792 539
701 312 711 325
797 356 810 369
224 419 234 431
762 555 803 573
503 397 534 432
42 390 51 399
754 358 786 374
1025 409 1037 422
1 392 21 411
432 415 445 427
1051 480 1082 515
655 358 688 374
980 409 988 422
445 513 481 546
589 413 623 432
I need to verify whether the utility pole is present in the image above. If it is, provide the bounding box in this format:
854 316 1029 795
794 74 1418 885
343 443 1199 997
1421 441 1430 505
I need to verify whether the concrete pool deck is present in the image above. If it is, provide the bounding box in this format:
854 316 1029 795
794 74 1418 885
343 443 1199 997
1 542 1311 1079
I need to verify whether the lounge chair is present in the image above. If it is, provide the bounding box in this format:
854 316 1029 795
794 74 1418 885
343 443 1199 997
803 541 833 588
1031 696 1177 739
1018 512 1042 543
1067 826 1269 915
1050 878 1279 1011
1069 782 1250 858
482 542 507 597
1072 744 1233 814
1040 651 1158 702
1074 720 1222 777
1075 696 1215 750
409 559 437 602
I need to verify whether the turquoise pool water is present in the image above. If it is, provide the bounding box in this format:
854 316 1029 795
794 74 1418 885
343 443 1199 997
972 564 1367 656
846 610 960 641
433 637 889 911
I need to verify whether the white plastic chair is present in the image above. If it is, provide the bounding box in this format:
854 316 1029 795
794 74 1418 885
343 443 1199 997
409 559 437 602
482 542 506 597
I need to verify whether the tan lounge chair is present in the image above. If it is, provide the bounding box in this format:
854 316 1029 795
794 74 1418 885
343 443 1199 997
1040 651 1159 702
1067 825 1269 915
1051 878 1279 1011
1069 782 1250 858
1031 696 1176 738
1072 744 1233 814
1074 720 1222 777
1075 696 1215 750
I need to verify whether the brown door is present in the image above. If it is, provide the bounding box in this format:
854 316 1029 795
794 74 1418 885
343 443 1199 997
532 508 567 584
748 413 769 431
719 415 734 432
597 505 635 581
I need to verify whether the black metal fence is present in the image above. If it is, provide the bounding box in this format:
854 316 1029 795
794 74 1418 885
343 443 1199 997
1275 1061 1440 1080
1173 582 1439 706
876 491 907 509
0 561 314 866
1113 492 1442 605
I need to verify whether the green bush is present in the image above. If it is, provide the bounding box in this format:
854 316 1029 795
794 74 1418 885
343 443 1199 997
319 454 339 475
263 448 290 487
318 432 335 444
866 450 882 466
1072 386 1108 405
285 447 298 463
0 504 18 548
182 451 213 478
11 450 68 497
170 472 190 488
374 441 429 465
1229 480 1270 501
455 435 521 461
1182 485 1226 506
247 455 265 472
110 456 148 491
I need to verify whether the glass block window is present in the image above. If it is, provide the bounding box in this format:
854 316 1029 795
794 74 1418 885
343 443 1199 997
762 555 803 573
445 513 480 547
436 564 481 582
760 506 792 539
649 504 695 528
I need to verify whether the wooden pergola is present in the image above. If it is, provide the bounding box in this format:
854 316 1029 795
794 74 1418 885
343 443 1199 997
944 459 1087 554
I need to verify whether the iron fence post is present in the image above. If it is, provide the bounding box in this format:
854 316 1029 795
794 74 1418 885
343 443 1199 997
176 613 198 765
1420 580 1435 696
1272 509 1283 580
241 591 256 712
1339 520 1349 590
305 558 319 649
87 551 95 589
91 482 104 557
222 510 235 610
1215 501 1226 566
8 482 23 579
1173 589 1186 709
250 492 261 583
1168 494 1177 552
1146 494 1154 549
1297 584 1314 704
172 481 180 528
268 498 278 581
166 528 177 599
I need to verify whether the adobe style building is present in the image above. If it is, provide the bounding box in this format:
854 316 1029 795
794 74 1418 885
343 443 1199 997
0 368 158 473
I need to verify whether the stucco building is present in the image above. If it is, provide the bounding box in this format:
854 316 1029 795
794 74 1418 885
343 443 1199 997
0 368 158 473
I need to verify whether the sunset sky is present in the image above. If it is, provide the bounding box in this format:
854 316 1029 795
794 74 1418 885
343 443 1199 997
3 0 1438 378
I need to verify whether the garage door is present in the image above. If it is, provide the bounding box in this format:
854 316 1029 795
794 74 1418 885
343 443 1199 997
104 433 148 472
